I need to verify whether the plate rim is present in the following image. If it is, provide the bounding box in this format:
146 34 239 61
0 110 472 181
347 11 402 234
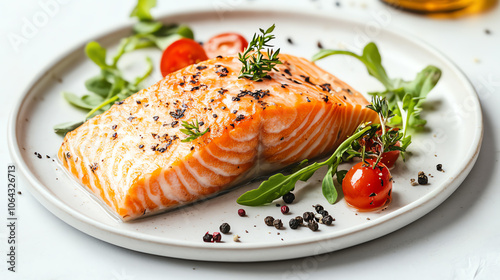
7 6 483 260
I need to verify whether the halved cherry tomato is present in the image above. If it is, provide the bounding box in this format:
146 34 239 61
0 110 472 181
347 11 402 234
342 159 392 211
359 128 401 168
160 38 208 77
204 32 248 58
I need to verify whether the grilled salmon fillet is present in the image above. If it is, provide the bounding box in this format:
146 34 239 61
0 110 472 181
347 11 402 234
58 53 378 220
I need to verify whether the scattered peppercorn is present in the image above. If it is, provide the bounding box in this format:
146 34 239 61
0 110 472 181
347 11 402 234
323 215 334 225
273 219 283 229
303 212 314 222
233 234 240 242
314 214 322 222
220 223 231 234
281 205 290 214
203 232 213 242
418 171 428 185
318 210 329 217
264 216 275 226
436 164 443 171
314 204 324 212
212 232 222 242
283 192 295 204
238 209 246 217
308 221 319 231
289 218 299 229
295 216 304 225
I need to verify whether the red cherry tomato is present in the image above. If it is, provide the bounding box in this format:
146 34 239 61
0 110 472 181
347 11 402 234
342 159 393 211
359 128 401 168
160 38 208 77
204 32 248 58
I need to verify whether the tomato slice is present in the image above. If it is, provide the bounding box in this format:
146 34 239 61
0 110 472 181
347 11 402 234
160 38 208 77
204 32 248 58
342 159 393 211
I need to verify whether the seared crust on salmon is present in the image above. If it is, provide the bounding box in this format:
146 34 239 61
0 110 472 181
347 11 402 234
58 53 378 220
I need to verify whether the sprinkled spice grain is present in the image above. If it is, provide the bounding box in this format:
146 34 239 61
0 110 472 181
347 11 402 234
283 192 295 204
289 218 299 229
273 219 283 229
436 164 443 171
303 212 314 222
308 221 319 231
418 171 428 185
287 37 294 44
220 223 231 234
212 232 222 242
317 41 323 49
264 216 275 226
203 232 212 242
238 209 246 217
314 204 323 212
281 205 289 214
323 215 334 225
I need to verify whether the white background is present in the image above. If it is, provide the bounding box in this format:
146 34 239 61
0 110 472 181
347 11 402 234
1 0 499 279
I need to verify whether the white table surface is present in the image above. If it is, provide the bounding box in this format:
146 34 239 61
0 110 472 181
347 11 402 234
1 0 499 279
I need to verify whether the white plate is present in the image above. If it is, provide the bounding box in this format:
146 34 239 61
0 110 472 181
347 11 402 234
8 8 482 262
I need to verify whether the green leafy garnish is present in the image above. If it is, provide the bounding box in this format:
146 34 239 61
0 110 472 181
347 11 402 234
54 0 194 135
180 119 210 142
238 24 282 81
237 125 372 206
312 42 441 137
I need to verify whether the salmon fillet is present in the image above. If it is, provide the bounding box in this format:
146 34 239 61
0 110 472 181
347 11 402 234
58 53 378 220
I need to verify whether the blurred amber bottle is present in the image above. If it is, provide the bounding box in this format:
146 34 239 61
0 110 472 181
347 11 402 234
381 0 474 12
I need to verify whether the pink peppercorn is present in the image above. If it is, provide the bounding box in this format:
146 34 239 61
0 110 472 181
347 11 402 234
212 232 222 242
238 209 246 217
281 205 289 214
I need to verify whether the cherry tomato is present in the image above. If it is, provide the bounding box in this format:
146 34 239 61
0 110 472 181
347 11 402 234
342 159 393 211
359 128 401 168
160 38 208 77
204 32 248 58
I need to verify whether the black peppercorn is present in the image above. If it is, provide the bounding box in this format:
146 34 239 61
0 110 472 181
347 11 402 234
308 221 319 231
283 192 295 204
289 218 299 229
436 164 443 171
318 210 329 217
303 212 314 222
219 223 230 234
203 232 213 242
273 219 283 229
323 215 334 225
314 204 324 212
295 216 303 225
418 171 428 185
264 216 275 226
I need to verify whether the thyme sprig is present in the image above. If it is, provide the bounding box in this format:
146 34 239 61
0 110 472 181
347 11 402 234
238 24 282 81
180 119 209 142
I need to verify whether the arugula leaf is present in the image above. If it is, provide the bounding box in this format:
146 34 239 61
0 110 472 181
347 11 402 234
85 42 108 69
133 21 163 35
322 164 337 204
312 42 441 134
130 0 157 21
62 92 95 110
85 75 112 97
54 121 84 135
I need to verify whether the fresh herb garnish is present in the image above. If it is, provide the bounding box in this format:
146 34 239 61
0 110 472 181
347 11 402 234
54 0 194 135
237 125 373 206
180 119 209 142
312 42 442 137
238 24 282 81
